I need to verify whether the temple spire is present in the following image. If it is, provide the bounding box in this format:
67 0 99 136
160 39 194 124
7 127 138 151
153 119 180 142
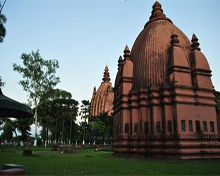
170 34 180 47
118 56 123 70
149 1 166 20
123 45 131 60
102 65 110 82
145 1 172 27
93 86 96 95
191 34 201 51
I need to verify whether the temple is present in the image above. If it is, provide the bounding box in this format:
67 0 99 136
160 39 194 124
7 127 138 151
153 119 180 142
90 65 114 118
113 1 220 159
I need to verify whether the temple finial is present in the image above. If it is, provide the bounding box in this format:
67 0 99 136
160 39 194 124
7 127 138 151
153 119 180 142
149 1 166 20
123 45 130 59
170 34 179 46
102 65 111 82
144 1 172 27
118 56 123 70
191 34 201 51
93 86 96 95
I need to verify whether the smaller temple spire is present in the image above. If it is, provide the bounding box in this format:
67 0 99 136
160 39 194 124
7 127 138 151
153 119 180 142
93 86 96 95
123 45 131 60
191 34 201 51
170 34 180 47
102 65 111 82
118 56 123 70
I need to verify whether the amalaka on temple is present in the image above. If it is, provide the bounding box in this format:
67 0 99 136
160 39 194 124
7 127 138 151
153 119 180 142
90 65 114 118
113 1 220 159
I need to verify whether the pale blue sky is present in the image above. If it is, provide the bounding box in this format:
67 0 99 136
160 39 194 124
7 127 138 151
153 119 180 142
1 0 220 107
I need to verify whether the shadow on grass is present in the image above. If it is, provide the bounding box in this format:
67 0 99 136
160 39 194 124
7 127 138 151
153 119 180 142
101 152 220 164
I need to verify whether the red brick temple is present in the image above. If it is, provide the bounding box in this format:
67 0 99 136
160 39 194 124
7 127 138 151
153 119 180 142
113 1 220 159
90 65 114 118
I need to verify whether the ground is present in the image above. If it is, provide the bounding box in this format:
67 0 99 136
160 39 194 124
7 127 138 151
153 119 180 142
0 147 220 175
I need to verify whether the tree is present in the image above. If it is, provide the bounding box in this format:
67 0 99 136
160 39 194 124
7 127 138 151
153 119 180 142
15 117 33 146
0 14 6 43
13 50 60 146
80 100 90 120
0 0 7 43
0 76 5 88
38 89 79 146
52 98 78 144
92 112 113 145
0 76 5 138
2 119 15 144
79 100 90 145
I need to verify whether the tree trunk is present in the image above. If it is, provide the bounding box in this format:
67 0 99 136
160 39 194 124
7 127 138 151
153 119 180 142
61 118 65 144
69 119 73 145
14 130 18 145
46 127 49 145
44 127 47 148
34 107 38 147
55 115 59 144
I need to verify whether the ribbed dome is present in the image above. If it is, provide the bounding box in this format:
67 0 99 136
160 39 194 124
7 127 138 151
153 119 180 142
90 82 113 117
131 2 191 90
90 66 114 117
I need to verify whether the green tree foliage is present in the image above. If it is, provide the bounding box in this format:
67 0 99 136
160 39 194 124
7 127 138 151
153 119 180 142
52 98 78 144
15 118 33 142
38 89 79 145
0 13 6 43
79 100 90 145
80 100 90 121
2 119 15 143
13 50 60 146
90 112 113 145
0 117 32 145
94 118 106 133
0 76 5 88
72 123 81 143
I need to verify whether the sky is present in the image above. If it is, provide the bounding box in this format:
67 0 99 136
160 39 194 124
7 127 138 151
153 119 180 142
1 0 220 110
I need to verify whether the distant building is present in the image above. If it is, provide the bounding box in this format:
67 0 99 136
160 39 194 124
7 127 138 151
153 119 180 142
90 65 114 118
113 1 220 159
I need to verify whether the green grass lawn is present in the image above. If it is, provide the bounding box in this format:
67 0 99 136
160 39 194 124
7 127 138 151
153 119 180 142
0 147 220 175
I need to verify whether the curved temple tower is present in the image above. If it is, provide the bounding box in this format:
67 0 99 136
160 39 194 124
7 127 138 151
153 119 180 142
113 1 220 159
91 65 114 118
